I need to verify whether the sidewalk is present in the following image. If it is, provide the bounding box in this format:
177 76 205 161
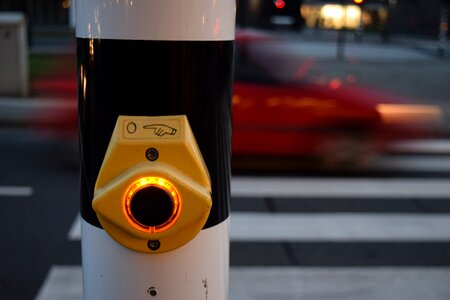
254 39 436 62
288 27 450 59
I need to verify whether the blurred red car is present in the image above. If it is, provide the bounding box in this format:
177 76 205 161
231 29 442 169
31 29 443 170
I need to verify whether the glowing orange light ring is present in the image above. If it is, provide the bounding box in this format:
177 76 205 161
124 177 182 233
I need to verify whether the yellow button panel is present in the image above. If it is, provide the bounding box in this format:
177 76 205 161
92 115 212 253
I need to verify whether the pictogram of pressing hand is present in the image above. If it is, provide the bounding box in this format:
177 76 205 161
143 124 177 137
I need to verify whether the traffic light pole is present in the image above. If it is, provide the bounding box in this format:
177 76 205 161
337 0 348 60
76 1 235 299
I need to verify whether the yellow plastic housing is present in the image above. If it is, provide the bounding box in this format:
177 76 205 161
92 115 212 253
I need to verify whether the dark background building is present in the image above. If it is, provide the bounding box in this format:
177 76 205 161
0 0 70 27
0 0 448 38
390 0 447 36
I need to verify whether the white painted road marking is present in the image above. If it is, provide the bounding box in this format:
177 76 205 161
387 139 450 154
231 177 450 198
67 214 81 241
68 176 450 241
69 213 450 242
231 213 450 242
0 186 33 197
34 266 82 300
60 175 450 300
35 266 450 300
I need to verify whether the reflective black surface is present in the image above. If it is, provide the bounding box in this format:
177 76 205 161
130 186 174 227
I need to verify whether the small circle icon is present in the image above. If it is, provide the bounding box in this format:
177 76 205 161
127 122 137 134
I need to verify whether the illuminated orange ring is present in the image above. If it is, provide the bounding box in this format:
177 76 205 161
124 177 182 233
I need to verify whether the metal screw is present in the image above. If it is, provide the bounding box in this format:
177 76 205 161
147 240 161 251
147 287 158 297
146 147 159 161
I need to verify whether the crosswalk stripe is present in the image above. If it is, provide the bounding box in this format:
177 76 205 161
387 139 450 154
231 212 450 241
68 177 450 241
69 212 450 242
60 176 450 300
231 177 450 198
35 266 81 300
0 186 33 197
67 214 81 241
35 265 450 300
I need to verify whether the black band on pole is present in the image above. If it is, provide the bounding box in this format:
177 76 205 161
78 39 234 229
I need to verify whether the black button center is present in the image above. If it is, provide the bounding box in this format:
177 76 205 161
130 186 174 227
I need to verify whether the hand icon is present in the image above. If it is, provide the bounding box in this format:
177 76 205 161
143 124 177 137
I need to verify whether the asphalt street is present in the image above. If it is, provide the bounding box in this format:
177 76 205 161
1 127 450 299
0 128 80 300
